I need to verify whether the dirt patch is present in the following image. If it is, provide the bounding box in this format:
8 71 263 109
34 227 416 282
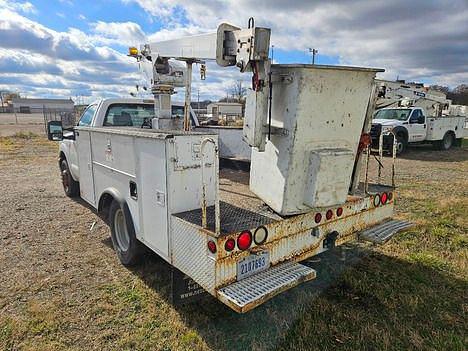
0 113 45 137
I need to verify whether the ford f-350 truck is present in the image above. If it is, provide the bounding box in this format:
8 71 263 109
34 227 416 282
47 20 413 313
371 106 466 154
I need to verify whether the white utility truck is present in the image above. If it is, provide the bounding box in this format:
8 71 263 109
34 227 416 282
47 19 412 313
371 80 467 154
371 106 466 154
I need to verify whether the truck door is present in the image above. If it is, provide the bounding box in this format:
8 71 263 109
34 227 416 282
75 105 97 206
407 109 427 142
76 129 95 205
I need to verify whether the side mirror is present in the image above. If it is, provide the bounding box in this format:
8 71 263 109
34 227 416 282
47 121 63 141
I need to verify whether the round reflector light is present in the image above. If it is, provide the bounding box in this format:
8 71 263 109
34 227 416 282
314 213 322 224
326 209 333 220
207 240 217 253
336 207 343 217
373 194 381 207
381 192 388 205
254 226 268 245
237 231 252 251
224 238 235 251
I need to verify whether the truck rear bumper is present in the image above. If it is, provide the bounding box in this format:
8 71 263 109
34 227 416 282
216 217 412 313
170 184 398 312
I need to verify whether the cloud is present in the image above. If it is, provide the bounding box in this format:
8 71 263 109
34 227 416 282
0 0 36 14
0 6 141 101
92 21 146 46
1 0 465 103
127 0 468 87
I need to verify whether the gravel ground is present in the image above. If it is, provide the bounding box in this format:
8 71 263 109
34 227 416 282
0 135 466 350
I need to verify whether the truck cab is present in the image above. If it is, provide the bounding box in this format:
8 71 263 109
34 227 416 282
56 98 199 198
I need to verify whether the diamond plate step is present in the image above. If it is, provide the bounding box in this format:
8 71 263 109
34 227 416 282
359 219 413 244
217 262 316 313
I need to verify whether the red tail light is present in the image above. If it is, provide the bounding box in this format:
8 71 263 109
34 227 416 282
207 240 217 253
314 213 322 224
237 231 252 251
224 238 235 252
381 192 388 205
326 209 333 220
336 207 343 217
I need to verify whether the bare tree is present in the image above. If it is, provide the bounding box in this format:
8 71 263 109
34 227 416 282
228 80 247 103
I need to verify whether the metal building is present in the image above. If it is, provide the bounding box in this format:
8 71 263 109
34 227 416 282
11 98 74 113
207 102 243 119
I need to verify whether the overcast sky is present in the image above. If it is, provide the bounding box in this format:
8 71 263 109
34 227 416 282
0 0 466 102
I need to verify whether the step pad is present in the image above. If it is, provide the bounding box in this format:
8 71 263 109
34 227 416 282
359 219 413 244
217 262 316 313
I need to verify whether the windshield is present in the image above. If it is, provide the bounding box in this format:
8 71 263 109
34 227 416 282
373 109 411 121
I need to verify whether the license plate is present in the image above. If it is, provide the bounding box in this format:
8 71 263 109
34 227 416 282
237 252 270 280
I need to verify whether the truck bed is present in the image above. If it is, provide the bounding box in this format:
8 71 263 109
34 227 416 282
174 167 391 235
174 168 281 235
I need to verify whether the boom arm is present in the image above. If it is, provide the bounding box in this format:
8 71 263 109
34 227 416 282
130 19 271 134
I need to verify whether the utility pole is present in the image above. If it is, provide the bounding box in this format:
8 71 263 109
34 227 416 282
197 87 200 112
271 45 275 61
308 48 318 64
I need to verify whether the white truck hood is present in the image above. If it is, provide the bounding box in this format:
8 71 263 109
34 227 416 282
372 119 404 127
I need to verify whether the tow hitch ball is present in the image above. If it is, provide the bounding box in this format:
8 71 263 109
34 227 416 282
323 231 339 249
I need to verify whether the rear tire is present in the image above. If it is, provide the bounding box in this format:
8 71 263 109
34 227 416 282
109 200 143 266
60 159 79 197
437 132 454 150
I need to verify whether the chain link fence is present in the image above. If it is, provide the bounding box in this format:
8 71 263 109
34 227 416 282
42 105 86 133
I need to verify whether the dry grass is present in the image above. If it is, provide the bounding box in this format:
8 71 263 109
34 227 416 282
0 134 467 350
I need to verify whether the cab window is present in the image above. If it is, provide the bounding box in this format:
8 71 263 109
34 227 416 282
103 104 154 127
78 105 96 126
410 109 423 123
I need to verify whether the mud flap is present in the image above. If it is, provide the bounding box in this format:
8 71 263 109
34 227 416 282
359 219 413 244
171 267 208 306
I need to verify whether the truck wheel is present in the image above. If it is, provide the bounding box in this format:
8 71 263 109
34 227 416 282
60 159 79 197
109 200 142 266
395 135 407 155
438 132 454 150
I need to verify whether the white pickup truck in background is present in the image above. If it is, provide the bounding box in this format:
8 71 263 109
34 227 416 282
370 106 466 154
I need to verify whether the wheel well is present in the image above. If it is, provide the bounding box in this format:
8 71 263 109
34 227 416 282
395 129 408 142
445 130 455 137
59 151 66 162
98 193 115 223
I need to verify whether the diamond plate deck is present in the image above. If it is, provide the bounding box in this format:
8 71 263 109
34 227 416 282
217 262 316 313
174 201 276 235
359 219 413 243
